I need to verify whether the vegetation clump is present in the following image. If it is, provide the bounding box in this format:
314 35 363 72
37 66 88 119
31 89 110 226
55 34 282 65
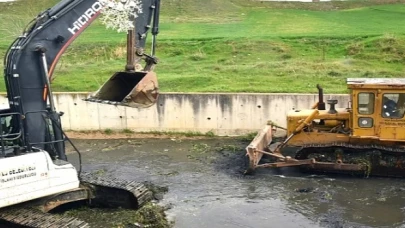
63 203 172 228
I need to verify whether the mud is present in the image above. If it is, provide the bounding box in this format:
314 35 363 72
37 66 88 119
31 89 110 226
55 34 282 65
65 137 405 228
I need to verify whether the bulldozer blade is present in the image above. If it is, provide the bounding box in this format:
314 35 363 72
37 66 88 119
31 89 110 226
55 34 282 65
85 71 159 108
245 125 273 174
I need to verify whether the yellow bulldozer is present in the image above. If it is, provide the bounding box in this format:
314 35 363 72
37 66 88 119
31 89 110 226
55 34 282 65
246 78 405 177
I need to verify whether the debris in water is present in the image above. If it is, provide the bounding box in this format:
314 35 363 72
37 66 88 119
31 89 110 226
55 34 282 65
274 175 287 178
295 187 315 193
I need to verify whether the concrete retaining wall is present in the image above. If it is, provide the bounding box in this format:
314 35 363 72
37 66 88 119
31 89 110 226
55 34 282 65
0 93 350 136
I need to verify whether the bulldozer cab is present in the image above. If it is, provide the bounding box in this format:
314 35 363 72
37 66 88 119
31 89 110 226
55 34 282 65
348 78 405 141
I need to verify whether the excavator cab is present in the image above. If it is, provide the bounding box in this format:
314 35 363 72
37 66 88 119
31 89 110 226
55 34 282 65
0 106 22 154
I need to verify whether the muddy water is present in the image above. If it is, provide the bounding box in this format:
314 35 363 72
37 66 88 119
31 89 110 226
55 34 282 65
67 138 405 228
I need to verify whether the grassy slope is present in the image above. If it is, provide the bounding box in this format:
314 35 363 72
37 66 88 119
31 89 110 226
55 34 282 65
1 0 405 93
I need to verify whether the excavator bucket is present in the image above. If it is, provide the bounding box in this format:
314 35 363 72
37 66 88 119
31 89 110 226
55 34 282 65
85 28 159 108
86 71 159 108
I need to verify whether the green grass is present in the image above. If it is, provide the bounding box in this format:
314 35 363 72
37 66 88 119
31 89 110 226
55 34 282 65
103 128 114 135
2 0 405 94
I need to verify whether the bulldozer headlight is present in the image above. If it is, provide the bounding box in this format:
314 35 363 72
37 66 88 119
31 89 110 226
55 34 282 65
358 117 373 128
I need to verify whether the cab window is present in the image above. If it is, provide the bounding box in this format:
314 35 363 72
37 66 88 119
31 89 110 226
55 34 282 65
358 93 374 115
382 93 405 118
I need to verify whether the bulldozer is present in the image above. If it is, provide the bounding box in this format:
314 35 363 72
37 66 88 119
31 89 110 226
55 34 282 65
246 78 405 177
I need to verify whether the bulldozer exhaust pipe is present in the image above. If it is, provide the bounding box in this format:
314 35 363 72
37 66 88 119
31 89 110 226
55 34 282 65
85 29 159 108
316 84 325 110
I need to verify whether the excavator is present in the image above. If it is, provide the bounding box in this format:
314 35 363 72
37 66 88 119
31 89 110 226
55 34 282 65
0 0 160 227
247 78 405 178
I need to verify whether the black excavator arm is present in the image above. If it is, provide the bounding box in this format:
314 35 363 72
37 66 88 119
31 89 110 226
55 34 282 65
2 0 160 160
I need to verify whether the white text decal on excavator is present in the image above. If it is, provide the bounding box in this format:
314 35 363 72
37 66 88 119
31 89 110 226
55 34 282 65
68 1 105 35
1 165 36 183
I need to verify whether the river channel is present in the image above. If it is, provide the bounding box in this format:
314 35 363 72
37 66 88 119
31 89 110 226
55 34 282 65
66 137 405 228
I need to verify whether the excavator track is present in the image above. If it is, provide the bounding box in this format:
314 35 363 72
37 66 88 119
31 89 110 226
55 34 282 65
0 173 153 227
79 172 153 209
0 206 89 228
294 142 405 177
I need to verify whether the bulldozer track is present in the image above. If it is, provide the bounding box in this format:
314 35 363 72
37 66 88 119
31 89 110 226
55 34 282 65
293 142 405 177
295 142 405 159
0 173 153 227
0 206 89 228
